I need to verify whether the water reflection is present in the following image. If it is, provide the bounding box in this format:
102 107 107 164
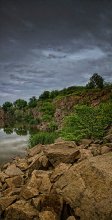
3 125 38 136
0 125 38 165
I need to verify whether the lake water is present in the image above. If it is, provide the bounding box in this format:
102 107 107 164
0 129 28 165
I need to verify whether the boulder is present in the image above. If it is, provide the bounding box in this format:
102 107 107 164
2 188 21 197
50 163 71 183
39 193 63 219
20 171 40 200
67 217 76 220
0 182 2 191
27 144 44 157
89 144 101 156
79 149 93 161
6 175 23 188
104 133 112 142
15 158 29 171
100 146 111 155
4 200 39 220
44 141 80 167
28 153 45 174
32 197 42 211
39 210 56 220
33 170 52 194
32 193 63 219
0 195 17 213
21 186 39 200
79 139 92 147
5 164 24 177
52 153 112 220
0 172 9 183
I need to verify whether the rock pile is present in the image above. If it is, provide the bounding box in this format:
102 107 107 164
0 140 112 220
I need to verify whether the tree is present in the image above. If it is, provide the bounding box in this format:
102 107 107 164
14 99 27 109
39 91 50 100
28 96 37 108
87 73 104 89
2 102 13 112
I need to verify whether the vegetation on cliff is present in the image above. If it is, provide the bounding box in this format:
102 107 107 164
0 73 112 146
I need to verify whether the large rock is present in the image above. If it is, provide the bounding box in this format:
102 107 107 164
33 170 52 194
0 195 17 213
27 152 47 174
0 172 9 183
32 193 63 219
6 176 23 188
27 144 44 157
15 158 29 171
5 164 24 177
52 153 112 220
20 171 40 200
39 210 56 220
4 200 39 220
50 163 71 183
44 141 80 167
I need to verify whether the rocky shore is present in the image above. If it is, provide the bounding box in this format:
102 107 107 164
0 137 112 220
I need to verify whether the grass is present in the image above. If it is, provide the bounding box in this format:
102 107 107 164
29 132 58 147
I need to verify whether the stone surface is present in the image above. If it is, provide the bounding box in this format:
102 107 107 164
52 153 112 220
27 144 44 157
5 164 24 177
100 145 111 155
4 200 39 220
67 216 76 220
6 175 23 188
39 210 56 220
50 163 71 183
80 139 92 146
0 172 9 183
44 141 80 166
104 133 112 142
33 170 52 194
0 141 112 220
28 153 45 173
15 158 29 171
79 149 93 161
0 195 17 213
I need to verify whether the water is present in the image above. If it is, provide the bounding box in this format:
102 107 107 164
0 129 28 165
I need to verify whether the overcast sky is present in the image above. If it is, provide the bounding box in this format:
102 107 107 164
0 0 112 104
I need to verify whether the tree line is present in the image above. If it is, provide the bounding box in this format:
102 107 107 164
2 73 111 112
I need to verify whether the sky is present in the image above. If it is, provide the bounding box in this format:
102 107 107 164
0 0 112 104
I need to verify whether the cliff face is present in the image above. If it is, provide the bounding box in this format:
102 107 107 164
0 137 112 220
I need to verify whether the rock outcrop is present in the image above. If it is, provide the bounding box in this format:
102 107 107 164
0 141 112 220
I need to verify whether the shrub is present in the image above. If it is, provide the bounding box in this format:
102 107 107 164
61 102 112 142
48 121 58 131
29 132 58 147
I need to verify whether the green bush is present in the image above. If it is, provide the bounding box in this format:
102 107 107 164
29 132 58 147
48 121 58 131
61 102 112 142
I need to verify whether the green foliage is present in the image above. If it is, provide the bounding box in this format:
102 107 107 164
28 96 37 108
40 102 55 121
48 121 58 132
14 127 28 136
61 102 112 142
86 73 104 89
4 127 13 134
39 91 50 100
2 102 13 112
29 132 58 147
50 90 59 99
14 99 27 109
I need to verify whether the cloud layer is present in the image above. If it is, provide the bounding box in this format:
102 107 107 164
0 0 112 104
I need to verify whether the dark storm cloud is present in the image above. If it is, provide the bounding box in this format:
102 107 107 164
0 0 112 104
